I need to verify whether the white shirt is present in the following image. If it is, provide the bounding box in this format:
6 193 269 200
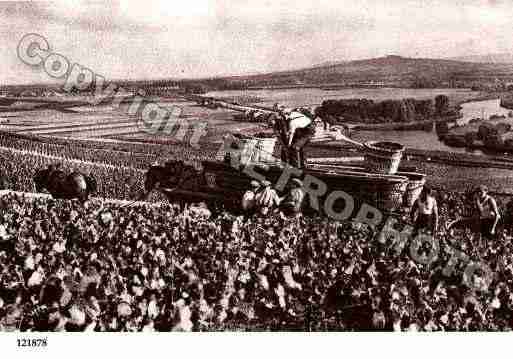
148 300 159 319
27 270 43 287
242 190 256 211
24 256 35 271
286 112 312 145
287 112 312 134
255 187 280 212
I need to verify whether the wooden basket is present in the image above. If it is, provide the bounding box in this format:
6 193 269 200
219 134 278 166
375 178 409 212
253 137 278 164
364 141 404 174
216 136 280 166
396 171 426 208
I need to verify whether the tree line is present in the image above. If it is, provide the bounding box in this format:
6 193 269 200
316 95 451 123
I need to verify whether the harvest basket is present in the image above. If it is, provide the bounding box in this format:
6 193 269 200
375 178 409 212
364 141 405 174
219 134 278 166
396 171 426 208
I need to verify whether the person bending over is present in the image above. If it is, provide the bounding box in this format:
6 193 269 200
241 180 260 216
273 104 316 169
255 180 281 216
280 178 306 218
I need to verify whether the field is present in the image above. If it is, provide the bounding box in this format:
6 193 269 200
2 91 513 333
2 90 513 196
0 98 266 145
0 88 489 144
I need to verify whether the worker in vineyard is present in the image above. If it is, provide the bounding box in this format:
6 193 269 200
446 185 501 244
410 187 439 236
0 174 8 190
280 178 306 217
273 103 316 169
474 185 501 240
255 180 281 215
271 105 290 165
241 180 260 215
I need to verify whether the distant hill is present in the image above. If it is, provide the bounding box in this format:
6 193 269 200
310 60 348 68
449 53 513 64
214 55 513 89
7 55 513 91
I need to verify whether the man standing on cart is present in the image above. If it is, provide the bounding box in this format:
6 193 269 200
273 104 316 169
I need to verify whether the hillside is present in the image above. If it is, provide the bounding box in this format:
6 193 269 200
213 55 513 89
449 53 513 64
5 55 513 93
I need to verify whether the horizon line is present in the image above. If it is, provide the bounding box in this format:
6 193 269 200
2 53 513 88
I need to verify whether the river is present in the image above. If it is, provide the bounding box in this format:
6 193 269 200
206 87 475 108
206 88 509 154
206 88 513 193
353 98 511 154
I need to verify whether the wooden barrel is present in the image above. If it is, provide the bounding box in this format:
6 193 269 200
202 160 409 212
375 179 409 212
252 137 278 164
218 135 278 166
396 172 426 208
364 141 404 174
239 138 259 165
305 168 409 212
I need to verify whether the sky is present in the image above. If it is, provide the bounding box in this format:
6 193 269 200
1 0 513 84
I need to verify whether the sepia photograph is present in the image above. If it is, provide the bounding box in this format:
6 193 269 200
1 0 513 356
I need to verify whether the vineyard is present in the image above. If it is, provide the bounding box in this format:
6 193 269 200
0 98 264 146
2 95 513 332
